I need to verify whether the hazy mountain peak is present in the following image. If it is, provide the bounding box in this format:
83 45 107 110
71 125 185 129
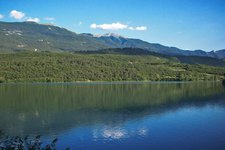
94 33 126 39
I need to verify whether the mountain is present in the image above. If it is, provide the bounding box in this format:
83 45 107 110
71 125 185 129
0 21 108 52
82 32 184 54
215 49 225 59
82 32 225 59
0 21 225 59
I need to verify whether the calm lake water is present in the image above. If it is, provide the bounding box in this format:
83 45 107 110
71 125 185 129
0 82 225 150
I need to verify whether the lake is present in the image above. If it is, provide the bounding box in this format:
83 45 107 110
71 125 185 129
0 82 225 150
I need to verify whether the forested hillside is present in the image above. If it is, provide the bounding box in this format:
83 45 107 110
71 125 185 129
0 50 224 83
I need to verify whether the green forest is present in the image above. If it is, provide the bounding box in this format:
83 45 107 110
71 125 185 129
0 50 224 83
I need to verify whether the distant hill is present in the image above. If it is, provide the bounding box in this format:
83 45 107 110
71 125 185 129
176 55 225 67
0 21 225 59
80 48 225 68
215 49 225 59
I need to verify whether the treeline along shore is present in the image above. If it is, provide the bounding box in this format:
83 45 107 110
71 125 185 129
0 49 225 83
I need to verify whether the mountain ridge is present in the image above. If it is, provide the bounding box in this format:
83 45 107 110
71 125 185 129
0 21 225 59
83 32 225 58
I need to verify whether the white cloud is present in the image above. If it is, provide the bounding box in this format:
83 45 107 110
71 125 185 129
128 27 134 30
90 24 97 28
90 22 147 31
90 22 128 30
10 10 25 20
135 26 147 31
44 17 55 21
79 21 82 25
0 14 4 19
26 17 40 23
9 10 41 23
128 26 147 31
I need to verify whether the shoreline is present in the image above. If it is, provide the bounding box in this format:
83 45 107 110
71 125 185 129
0 80 222 85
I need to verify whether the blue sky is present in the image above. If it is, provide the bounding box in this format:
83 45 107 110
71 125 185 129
0 0 225 51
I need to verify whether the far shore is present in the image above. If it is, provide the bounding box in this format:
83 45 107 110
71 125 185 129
0 80 223 85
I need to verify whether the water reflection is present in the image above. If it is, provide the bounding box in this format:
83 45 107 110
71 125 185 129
0 82 225 149
92 126 149 141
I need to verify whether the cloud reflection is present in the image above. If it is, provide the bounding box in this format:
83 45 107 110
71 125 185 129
138 127 148 136
92 126 149 141
92 127 127 140
102 128 126 139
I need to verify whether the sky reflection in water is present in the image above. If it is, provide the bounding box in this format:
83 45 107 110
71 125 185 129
0 82 225 149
